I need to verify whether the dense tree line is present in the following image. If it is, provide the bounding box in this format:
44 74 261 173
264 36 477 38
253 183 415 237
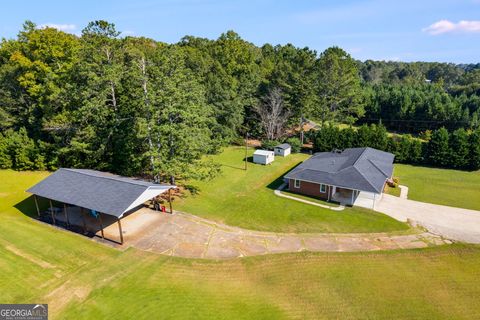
358 61 480 132
0 21 479 179
312 124 480 170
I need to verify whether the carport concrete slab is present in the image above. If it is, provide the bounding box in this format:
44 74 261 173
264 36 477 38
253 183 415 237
267 236 303 253
82 208 452 259
336 237 378 252
303 237 339 252
390 234 424 248
372 237 402 250
173 242 206 258
236 237 269 256
204 242 242 259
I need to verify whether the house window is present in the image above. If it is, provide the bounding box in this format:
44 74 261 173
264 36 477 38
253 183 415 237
294 179 300 188
320 184 327 193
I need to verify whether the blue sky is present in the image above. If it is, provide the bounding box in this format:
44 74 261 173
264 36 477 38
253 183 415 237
1 0 479 63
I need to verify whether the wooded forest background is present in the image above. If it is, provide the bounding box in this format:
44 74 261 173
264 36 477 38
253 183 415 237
1 21 479 181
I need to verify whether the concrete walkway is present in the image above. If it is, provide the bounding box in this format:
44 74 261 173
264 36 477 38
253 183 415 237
375 194 480 244
97 208 450 259
274 183 345 211
398 185 409 199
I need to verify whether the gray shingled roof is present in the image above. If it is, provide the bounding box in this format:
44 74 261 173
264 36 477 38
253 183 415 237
27 168 171 218
284 147 394 193
275 143 291 150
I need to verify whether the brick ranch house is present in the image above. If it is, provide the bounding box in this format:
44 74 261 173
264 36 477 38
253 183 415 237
284 147 394 209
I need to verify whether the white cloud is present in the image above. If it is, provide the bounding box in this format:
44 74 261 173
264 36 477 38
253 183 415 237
423 20 480 35
37 23 77 32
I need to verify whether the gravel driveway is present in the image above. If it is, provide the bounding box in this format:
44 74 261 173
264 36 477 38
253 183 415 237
376 194 480 243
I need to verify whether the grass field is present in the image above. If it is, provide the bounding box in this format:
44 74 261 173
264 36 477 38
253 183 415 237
392 164 480 210
0 171 480 319
1 169 480 319
176 147 408 233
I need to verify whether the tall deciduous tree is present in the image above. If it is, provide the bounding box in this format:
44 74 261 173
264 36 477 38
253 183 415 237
255 87 290 140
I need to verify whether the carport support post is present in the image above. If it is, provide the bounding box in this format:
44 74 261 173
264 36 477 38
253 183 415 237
34 195 40 217
98 214 105 239
117 218 124 244
49 199 56 225
80 208 87 234
168 188 173 214
63 203 70 227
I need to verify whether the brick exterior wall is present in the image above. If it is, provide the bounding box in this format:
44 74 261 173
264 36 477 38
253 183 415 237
287 179 332 200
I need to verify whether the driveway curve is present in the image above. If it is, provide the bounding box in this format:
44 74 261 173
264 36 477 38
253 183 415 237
376 194 480 244
99 208 448 259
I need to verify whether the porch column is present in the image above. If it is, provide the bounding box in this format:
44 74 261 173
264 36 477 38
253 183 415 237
98 213 105 239
351 190 354 205
34 195 40 217
168 188 173 214
49 199 56 225
117 218 124 245
63 203 70 227
327 186 331 201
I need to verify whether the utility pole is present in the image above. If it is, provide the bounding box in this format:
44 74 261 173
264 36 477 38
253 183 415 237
300 114 304 145
245 132 248 171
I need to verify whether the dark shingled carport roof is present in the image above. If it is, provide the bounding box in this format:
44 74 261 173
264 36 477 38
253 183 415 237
284 147 394 194
27 168 172 218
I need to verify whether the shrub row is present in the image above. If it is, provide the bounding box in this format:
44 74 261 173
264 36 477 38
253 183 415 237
0 128 47 170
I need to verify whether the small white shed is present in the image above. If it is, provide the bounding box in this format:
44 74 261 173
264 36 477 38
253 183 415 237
253 150 275 165
274 143 291 157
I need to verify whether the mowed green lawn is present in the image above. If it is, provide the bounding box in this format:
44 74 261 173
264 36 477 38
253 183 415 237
1 170 480 319
392 164 480 211
176 147 407 233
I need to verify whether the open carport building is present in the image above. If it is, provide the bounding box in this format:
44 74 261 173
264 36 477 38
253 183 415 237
27 168 174 244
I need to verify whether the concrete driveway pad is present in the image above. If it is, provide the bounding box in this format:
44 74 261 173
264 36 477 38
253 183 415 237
376 195 480 244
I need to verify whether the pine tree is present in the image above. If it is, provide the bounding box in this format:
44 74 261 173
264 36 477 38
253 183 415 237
427 128 450 167
469 129 480 170
449 128 469 169
313 47 364 125
409 139 424 164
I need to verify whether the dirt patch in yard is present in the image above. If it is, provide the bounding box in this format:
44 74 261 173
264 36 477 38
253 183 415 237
3 243 55 269
45 280 91 316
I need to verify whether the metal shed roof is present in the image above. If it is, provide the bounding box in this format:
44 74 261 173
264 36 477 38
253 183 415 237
27 168 173 218
254 150 274 156
284 147 394 193
275 143 291 150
